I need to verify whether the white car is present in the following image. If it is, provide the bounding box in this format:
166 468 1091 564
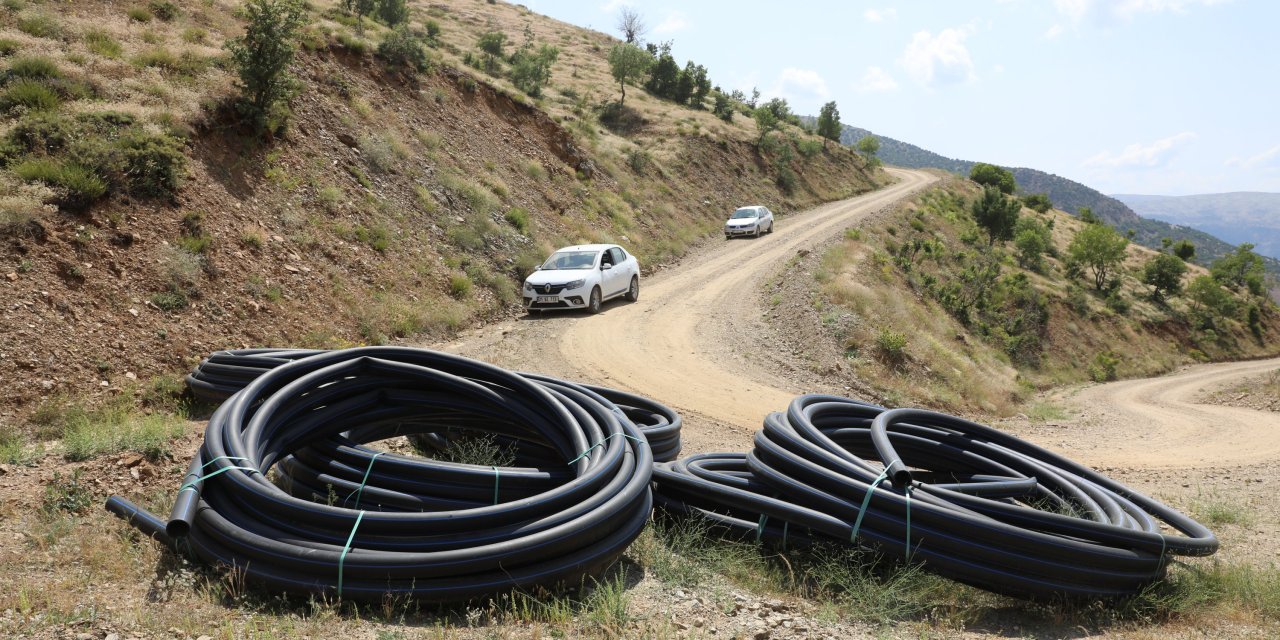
522 244 641 314
724 205 774 239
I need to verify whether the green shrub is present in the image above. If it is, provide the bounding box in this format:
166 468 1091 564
227 0 307 134
509 43 558 97
181 27 208 44
875 329 908 363
0 38 19 56
150 289 188 311
449 273 472 298
126 6 153 22
797 138 823 159
84 30 124 59
377 25 428 71
116 130 187 197
1088 351 1120 382
1105 291 1130 314
6 55 61 80
504 207 530 233
13 158 107 211
424 19 441 42
42 469 94 514
0 79 60 112
6 111 73 153
376 0 409 26
17 13 59 38
354 224 391 252
148 0 179 21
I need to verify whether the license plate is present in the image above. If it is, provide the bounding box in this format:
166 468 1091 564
536 296 558 303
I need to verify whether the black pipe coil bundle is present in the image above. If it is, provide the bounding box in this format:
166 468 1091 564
185 349 681 462
652 394 1218 599
107 347 654 601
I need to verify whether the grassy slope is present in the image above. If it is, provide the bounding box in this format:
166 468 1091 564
0 0 878 423
801 177 1280 416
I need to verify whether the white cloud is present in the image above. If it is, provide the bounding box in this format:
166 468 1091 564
900 28 977 88
1227 145 1280 170
864 7 896 22
1054 0 1231 23
1044 24 1067 39
854 66 899 93
599 0 631 12
771 68 830 100
1083 132 1197 168
653 10 688 34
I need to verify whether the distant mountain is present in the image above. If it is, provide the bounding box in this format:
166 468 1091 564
1112 192 1280 262
832 124 1280 277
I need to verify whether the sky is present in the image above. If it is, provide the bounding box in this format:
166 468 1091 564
523 0 1279 196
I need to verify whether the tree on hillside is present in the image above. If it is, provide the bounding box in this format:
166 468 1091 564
761 97 795 125
1187 274 1235 317
376 0 409 26
607 44 651 107
343 0 375 32
227 0 307 135
1078 206 1101 224
753 106 779 148
1013 216 1052 271
970 162 1016 195
1021 193 1052 213
856 135 880 158
1067 223 1129 291
509 43 559 97
617 7 647 44
1141 253 1187 302
687 63 710 108
1211 243 1266 295
477 31 506 74
712 92 734 122
816 101 841 149
971 185 1022 246
1172 239 1196 261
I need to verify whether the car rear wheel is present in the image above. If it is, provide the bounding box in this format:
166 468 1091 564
588 287 602 314
625 276 639 302
768 222 774 234
754 225 761 238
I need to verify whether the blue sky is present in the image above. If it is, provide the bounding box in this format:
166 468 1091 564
524 0 1279 196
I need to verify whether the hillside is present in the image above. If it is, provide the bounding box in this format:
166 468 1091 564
0 0 879 422
1115 192 1280 261
767 177 1280 416
835 125 1280 277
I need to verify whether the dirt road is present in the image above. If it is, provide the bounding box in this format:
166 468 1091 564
450 168 938 452
1043 356 1280 469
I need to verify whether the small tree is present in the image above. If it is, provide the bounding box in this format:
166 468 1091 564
856 135 880 158
712 92 734 121
607 43 651 107
376 0 409 26
969 162 1015 194
687 63 710 108
1013 216 1051 271
971 185 1022 246
1021 193 1052 213
1141 252 1187 302
1078 206 1101 224
1187 274 1235 316
227 0 307 135
762 97 793 123
344 0 375 33
377 25 427 71
816 101 841 149
752 106 779 147
644 44 679 98
1211 243 1266 295
510 43 558 97
617 7 646 44
1172 239 1196 261
1068 222 1129 291
477 31 506 74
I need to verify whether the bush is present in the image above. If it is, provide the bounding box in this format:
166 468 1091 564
509 43 559 97
116 130 187 197
970 185 1021 246
875 329 908 363
126 6 153 22
376 0 409 26
969 162 1015 194
13 158 107 211
1105 290 1130 314
449 273 472 298
797 138 823 159
1088 351 1120 383
504 207 530 233
1013 217 1050 271
1021 193 1052 213
6 56 62 80
0 79 60 112
377 25 428 71
712 92 733 122
148 0 179 20
0 38 18 56
424 20 441 43
1210 243 1266 295
84 30 124 59
1141 252 1187 302
133 47 180 71
17 13 59 38
227 0 307 134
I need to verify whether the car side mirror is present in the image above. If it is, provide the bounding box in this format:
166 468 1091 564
602 263 612 270
533 265 541 271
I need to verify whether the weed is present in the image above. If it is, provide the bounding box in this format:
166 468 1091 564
84 29 124 59
6 55 61 80
354 224 391 252
1025 402 1067 422
875 329 908 363
148 0 179 21
150 290 188 311
504 207 530 233
449 273 472 299
17 12 59 38
0 79 60 112
126 6 153 22
42 469 94 515
316 184 343 212
1189 492 1255 528
0 424 32 464
181 27 208 44
12 158 107 211
1088 351 1120 383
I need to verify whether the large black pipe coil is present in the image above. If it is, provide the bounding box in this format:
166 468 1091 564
107 347 654 601
652 394 1218 599
184 348 681 462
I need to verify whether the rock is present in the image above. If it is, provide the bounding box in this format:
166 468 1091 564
752 630 771 640
120 453 145 468
272 235 285 243
196 635 213 640
40 380 53 390
284 265 300 273
106 634 120 640
0 464 8 475
797 249 810 258
128 308 139 317
4 272 15 281
337 133 358 148
124 372 137 381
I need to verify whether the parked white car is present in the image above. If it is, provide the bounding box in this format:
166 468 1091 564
522 244 641 314
724 205 774 239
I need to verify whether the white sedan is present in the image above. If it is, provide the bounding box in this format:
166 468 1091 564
724 205 774 239
522 244 640 314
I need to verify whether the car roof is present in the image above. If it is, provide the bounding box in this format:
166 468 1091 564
734 205 766 210
555 244 615 252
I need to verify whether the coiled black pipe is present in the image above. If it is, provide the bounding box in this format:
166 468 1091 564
652 394 1218 600
108 347 653 601
185 349 681 462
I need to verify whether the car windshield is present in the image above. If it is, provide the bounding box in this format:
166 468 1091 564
730 208 758 219
541 250 599 270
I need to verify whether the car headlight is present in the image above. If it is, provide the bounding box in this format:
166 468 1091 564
566 279 586 290
523 281 534 291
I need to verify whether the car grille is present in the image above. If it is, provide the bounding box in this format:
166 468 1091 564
533 283 570 294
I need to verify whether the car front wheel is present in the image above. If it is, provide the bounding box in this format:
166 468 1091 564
754 225 761 238
625 276 639 302
588 287 602 314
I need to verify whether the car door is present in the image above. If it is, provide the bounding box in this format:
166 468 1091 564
606 247 628 296
763 207 773 229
